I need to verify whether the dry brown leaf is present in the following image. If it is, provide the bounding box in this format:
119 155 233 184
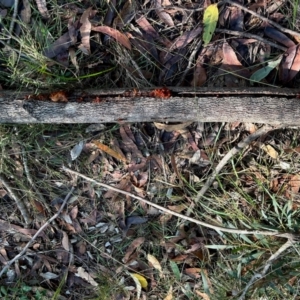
123 237 145 263
43 26 77 59
76 240 86 255
171 254 188 261
184 243 202 254
60 220 76 234
72 219 83 233
20 0 31 24
288 174 300 194
0 248 8 262
35 0 49 19
167 204 186 213
284 146 300 153
159 213 173 225
185 267 202 279
93 140 127 162
135 14 171 47
170 26 202 50
288 276 298 286
191 63 207 87
33 200 45 214
114 0 136 28
280 44 300 83
120 125 147 172
221 42 251 78
131 171 148 188
155 0 174 27
78 7 92 55
219 6 243 31
76 267 98 286
70 205 78 220
92 26 131 50
103 176 132 200
62 231 70 251
136 15 159 39
0 219 47 239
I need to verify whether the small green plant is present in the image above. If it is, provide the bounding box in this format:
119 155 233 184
0 283 47 300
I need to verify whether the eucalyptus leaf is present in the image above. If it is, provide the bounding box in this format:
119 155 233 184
203 4 219 45
250 56 282 84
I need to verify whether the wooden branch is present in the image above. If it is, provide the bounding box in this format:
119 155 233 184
1 87 300 124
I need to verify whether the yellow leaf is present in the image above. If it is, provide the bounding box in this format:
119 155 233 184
195 290 210 300
203 4 219 45
261 144 278 159
164 286 173 300
131 273 148 289
93 140 127 162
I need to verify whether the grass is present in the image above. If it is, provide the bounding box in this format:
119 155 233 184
0 123 300 299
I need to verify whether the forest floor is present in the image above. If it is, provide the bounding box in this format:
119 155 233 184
1 0 300 299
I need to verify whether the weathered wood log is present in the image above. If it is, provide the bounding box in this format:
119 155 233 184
1 87 300 124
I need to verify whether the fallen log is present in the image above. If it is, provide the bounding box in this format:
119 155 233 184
1 87 300 124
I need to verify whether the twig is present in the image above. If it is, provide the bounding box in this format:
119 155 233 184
176 39 202 86
195 124 277 203
238 238 296 300
0 187 74 278
216 29 287 52
224 0 300 40
8 0 19 43
21 146 52 214
62 166 296 238
0 174 32 225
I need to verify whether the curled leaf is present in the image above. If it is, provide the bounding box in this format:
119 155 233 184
131 273 148 289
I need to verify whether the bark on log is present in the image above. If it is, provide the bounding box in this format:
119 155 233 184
1 87 300 124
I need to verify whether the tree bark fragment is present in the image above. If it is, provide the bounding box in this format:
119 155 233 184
1 87 300 124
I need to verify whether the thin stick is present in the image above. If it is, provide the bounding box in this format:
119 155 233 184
21 146 52 214
195 124 276 203
238 238 295 300
216 29 287 52
0 174 32 225
62 166 295 238
224 0 300 40
0 187 74 278
176 40 202 86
